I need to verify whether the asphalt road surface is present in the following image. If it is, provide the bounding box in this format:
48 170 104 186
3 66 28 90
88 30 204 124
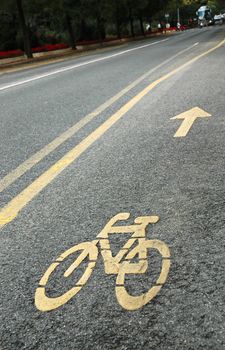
0 26 225 350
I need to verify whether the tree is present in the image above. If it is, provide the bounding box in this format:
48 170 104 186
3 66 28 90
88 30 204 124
16 0 33 57
64 12 76 49
2 0 211 59
126 0 135 36
0 0 33 57
81 0 107 41
44 0 80 49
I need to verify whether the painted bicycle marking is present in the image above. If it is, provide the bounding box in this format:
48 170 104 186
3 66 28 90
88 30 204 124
35 213 171 312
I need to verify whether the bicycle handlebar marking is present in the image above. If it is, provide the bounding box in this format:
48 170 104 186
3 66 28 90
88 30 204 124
35 213 171 312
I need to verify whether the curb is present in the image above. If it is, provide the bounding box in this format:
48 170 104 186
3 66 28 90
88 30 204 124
0 31 178 74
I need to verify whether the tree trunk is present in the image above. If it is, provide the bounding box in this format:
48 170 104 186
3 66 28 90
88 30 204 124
65 13 76 50
16 0 33 58
139 15 145 36
80 19 86 41
115 0 121 39
116 20 121 39
128 7 135 37
96 16 106 42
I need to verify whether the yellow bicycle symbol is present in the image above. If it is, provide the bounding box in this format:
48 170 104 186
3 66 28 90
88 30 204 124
35 213 171 312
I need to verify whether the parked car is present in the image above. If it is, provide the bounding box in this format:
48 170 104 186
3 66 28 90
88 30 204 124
214 14 223 25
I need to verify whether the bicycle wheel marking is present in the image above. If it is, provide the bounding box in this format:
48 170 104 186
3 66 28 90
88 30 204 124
35 213 171 312
35 242 98 312
115 240 171 311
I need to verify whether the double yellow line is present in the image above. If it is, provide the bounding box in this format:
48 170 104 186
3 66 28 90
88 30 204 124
0 38 224 229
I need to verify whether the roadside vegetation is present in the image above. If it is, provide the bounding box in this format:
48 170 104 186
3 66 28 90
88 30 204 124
0 0 224 59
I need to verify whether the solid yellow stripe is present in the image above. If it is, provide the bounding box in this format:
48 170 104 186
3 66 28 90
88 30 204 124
0 38 224 228
0 42 198 193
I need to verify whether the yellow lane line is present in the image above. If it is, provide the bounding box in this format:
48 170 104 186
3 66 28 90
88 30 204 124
0 42 198 193
0 38 224 229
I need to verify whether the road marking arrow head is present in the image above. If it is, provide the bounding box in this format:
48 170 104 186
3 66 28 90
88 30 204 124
170 107 212 137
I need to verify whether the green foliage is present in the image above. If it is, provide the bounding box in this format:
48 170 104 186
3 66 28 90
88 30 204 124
0 0 224 54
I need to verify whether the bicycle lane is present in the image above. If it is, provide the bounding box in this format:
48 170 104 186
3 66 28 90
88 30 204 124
1 38 225 349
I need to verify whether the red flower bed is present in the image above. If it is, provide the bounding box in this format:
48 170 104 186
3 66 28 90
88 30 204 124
0 49 24 59
181 25 189 30
0 43 69 59
31 43 69 53
166 26 177 31
77 37 119 45
166 25 189 31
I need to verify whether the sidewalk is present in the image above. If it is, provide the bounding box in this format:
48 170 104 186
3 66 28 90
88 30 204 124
0 31 176 74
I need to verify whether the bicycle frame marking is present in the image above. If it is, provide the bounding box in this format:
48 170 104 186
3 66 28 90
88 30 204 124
35 213 171 312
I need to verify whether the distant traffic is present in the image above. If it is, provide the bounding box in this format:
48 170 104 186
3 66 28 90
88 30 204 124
197 5 225 27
